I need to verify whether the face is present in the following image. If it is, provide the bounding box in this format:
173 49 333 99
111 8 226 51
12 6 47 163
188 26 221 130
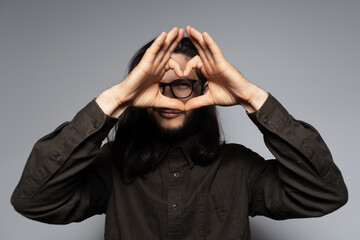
149 53 203 133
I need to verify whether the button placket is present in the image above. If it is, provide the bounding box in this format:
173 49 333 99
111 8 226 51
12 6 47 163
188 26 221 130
167 147 186 236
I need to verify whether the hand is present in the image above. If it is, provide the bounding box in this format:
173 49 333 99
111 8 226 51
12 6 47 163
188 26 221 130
96 27 186 117
183 26 268 112
121 27 186 109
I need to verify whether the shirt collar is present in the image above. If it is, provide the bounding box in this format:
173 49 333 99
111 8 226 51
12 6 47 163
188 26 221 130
165 134 197 170
176 134 197 169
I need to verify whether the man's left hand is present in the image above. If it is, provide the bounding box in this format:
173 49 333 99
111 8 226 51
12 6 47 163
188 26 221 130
183 26 268 113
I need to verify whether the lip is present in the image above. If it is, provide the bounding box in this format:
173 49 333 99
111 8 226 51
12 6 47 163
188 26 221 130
154 108 184 119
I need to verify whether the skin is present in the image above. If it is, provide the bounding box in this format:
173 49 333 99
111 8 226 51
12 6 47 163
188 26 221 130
95 26 268 130
149 53 202 130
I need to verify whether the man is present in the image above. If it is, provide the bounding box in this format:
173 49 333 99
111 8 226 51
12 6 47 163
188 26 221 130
11 26 348 239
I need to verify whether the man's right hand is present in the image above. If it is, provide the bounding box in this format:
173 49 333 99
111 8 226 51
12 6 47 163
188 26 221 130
96 27 185 118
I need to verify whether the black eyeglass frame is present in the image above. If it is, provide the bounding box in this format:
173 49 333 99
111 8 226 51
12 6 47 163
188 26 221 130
159 78 204 99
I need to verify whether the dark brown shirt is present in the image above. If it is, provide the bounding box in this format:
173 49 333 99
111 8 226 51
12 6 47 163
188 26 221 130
11 94 348 240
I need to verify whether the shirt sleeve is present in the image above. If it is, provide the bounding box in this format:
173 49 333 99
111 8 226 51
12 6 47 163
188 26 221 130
11 99 119 224
247 93 348 219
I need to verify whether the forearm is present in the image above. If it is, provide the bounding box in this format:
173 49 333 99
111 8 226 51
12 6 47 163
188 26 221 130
240 84 269 113
248 94 348 218
11 100 117 223
96 82 131 118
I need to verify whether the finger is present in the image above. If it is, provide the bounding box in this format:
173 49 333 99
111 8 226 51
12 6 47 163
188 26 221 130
165 58 183 78
185 26 209 64
202 32 225 61
154 27 180 64
184 94 214 111
159 28 185 69
188 26 215 64
185 25 191 37
155 95 185 111
145 32 167 61
183 55 203 77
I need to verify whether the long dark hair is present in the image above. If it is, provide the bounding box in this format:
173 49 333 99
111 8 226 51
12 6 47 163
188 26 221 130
112 37 223 183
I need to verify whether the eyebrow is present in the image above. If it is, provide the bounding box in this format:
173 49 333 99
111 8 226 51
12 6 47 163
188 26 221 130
159 78 201 85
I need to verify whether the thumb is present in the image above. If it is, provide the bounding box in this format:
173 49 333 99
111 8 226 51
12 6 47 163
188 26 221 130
184 94 214 111
155 95 185 111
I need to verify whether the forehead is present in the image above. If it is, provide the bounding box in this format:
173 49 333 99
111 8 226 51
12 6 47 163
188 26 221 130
171 53 190 65
160 53 199 83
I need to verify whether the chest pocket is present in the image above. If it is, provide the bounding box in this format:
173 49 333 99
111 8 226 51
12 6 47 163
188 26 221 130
196 188 247 240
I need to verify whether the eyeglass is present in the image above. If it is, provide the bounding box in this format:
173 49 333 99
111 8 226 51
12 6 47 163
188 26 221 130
159 78 203 99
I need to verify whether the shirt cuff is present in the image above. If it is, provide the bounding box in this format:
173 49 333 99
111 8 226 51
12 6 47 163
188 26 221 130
247 93 291 135
70 98 119 142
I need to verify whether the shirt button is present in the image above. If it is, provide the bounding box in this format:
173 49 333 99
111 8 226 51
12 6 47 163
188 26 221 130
172 204 178 210
56 154 62 161
264 117 271 125
93 121 100 129
173 172 179 178
70 138 76 144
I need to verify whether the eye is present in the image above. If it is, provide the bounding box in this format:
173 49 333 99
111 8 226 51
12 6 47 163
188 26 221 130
173 80 191 88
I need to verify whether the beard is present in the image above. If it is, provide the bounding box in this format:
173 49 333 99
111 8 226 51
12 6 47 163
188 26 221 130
148 108 201 143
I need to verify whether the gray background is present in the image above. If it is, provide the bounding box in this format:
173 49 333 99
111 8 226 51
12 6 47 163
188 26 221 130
1 0 359 239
